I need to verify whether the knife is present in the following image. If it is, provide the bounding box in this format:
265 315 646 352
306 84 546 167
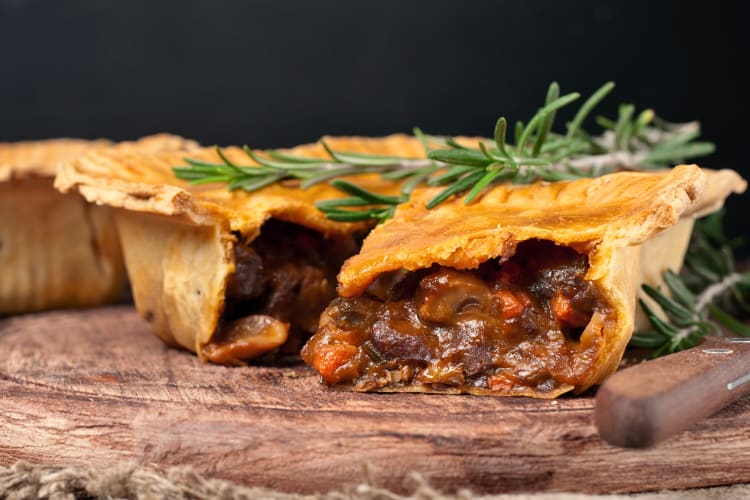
594 336 750 448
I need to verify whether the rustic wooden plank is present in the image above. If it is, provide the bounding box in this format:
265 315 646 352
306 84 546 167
1 306 749 494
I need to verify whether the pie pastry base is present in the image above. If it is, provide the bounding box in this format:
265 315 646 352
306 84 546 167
0 178 125 314
0 134 198 315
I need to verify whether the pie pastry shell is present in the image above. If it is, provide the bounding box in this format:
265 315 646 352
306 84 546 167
0 135 197 314
332 164 745 395
55 135 418 356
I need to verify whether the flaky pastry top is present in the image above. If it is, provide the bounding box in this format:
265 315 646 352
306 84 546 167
56 134 423 238
0 138 112 182
338 165 746 296
1 133 199 183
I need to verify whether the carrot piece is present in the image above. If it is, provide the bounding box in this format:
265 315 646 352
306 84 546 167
495 289 525 318
552 292 574 321
488 373 516 392
550 292 591 326
313 344 358 384
551 292 588 326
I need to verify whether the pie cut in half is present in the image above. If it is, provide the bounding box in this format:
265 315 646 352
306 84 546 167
302 164 746 397
55 135 422 363
0 134 195 314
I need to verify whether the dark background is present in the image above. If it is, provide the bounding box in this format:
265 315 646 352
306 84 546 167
1 0 747 250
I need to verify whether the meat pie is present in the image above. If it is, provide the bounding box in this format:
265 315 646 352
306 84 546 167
302 165 746 397
55 135 420 362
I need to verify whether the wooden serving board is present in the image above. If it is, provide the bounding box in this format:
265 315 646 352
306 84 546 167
1 306 750 495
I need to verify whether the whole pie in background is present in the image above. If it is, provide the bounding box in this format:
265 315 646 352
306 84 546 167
0 134 198 315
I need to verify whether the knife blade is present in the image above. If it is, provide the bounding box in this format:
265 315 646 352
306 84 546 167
594 336 750 448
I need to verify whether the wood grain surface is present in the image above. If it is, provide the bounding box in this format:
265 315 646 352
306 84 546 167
1 306 750 495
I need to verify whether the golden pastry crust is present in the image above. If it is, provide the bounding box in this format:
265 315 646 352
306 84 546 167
0 134 199 315
339 166 706 297
0 138 112 182
693 168 747 216
56 134 417 237
634 168 747 330
55 135 417 358
1 134 198 183
338 166 744 295
324 165 745 396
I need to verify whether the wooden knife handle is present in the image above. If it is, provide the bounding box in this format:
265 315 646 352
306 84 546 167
595 336 750 448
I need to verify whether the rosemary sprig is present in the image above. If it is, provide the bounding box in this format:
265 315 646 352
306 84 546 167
315 180 407 223
173 81 715 222
630 211 750 356
171 83 748 359
172 144 430 193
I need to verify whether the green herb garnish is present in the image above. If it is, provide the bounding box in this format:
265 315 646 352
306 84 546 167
630 211 750 356
173 81 714 223
173 81 746 357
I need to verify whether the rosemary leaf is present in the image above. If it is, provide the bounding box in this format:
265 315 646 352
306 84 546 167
172 166 219 179
478 141 504 162
639 298 681 336
266 150 330 164
663 270 697 307
629 332 669 349
381 168 426 181
446 137 471 150
494 117 509 156
426 170 486 209
632 109 655 138
511 157 554 166
321 140 408 166
614 104 636 150
517 91 580 154
539 136 574 155
595 116 617 130
463 164 506 204
514 120 524 145
322 208 384 222
532 82 561 157
328 179 404 205
427 165 478 185
187 175 235 185
566 81 615 139
709 305 750 337
427 148 492 167
536 167 584 182
299 166 383 189
315 197 374 209
181 158 234 169
642 142 716 165
641 284 697 326
214 145 240 169
230 174 286 192
400 166 436 194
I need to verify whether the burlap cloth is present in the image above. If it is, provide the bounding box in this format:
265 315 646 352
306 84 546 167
1 461 747 500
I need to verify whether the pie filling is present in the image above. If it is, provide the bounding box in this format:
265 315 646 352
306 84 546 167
202 219 358 364
301 240 613 395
